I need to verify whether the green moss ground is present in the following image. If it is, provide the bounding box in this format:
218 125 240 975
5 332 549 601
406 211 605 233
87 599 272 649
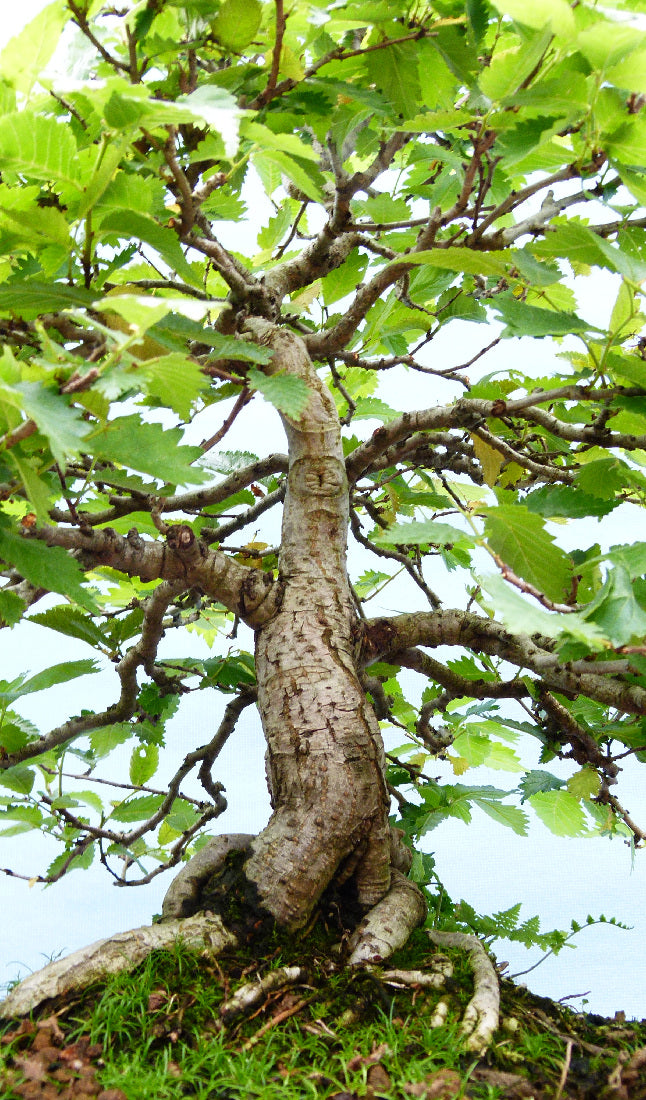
1 925 645 1100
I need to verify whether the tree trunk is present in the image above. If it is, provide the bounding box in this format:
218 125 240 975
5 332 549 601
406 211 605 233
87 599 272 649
241 321 392 929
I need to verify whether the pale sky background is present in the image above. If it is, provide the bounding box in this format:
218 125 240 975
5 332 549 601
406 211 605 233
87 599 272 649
1 2 645 1022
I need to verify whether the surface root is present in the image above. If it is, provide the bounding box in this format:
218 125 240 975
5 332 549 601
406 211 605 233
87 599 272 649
427 929 500 1052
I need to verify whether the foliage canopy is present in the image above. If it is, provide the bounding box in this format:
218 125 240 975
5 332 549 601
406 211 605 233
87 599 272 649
1 0 646 912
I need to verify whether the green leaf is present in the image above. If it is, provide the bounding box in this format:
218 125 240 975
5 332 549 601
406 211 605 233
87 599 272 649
353 397 400 423
0 530 97 611
47 844 95 876
98 211 196 285
483 504 571 602
89 722 133 759
519 770 565 802
479 573 608 648
73 790 104 816
0 112 79 186
17 382 91 464
0 0 69 96
0 660 98 703
473 798 528 836
575 457 629 500
529 790 588 836
366 39 421 119
493 296 596 337
0 281 94 318
375 519 473 547
0 766 34 795
246 368 310 419
110 793 164 822
252 150 326 203
28 606 110 650
582 566 646 646
398 247 508 277
89 416 209 486
165 798 201 832
141 354 209 420
212 0 263 51
129 742 159 786
0 590 26 627
490 0 574 37
524 485 615 519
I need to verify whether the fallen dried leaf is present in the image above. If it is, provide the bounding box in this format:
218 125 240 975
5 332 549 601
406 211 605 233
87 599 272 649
471 1066 541 1098
347 1042 389 1071
403 1067 462 1099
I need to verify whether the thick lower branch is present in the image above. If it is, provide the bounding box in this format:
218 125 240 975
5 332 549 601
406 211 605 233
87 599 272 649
25 524 279 628
363 611 646 716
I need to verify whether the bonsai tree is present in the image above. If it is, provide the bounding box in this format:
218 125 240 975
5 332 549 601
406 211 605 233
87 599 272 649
1 0 646 1036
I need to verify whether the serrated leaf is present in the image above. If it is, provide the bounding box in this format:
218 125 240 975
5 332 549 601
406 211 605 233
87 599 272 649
17 382 91 465
473 798 529 836
89 722 133 759
89 416 209 486
0 766 35 794
73 789 105 815
519 770 565 802
0 530 97 611
493 296 595 337
375 519 472 547
397 247 508 277
142 354 208 419
530 790 588 836
483 504 571 602
28 606 110 649
525 485 615 519
165 797 201 832
0 660 98 703
0 281 94 318
479 573 608 648
129 742 159 786
366 39 421 119
472 434 504 487
575 457 628 500
47 844 94 876
0 590 25 627
0 112 79 186
252 150 325 202
246 368 310 418
8 451 53 525
213 0 263 51
0 0 69 96
98 211 196 284
353 397 400 423
582 565 646 646
110 793 164 822
490 0 574 37
567 767 601 801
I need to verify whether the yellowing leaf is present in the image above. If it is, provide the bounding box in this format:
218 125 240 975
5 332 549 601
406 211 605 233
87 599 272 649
449 755 470 776
471 434 504 487
567 767 601 801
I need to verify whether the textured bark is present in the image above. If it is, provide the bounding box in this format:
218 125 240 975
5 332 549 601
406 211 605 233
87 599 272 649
0 914 237 1020
241 320 393 929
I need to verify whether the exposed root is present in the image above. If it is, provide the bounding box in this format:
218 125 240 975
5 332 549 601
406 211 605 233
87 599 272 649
0 913 236 1020
219 965 309 1023
427 930 500 1053
346 869 428 965
379 955 454 990
161 833 254 920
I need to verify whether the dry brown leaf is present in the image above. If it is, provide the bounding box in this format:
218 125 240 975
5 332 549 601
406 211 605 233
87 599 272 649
347 1041 389 1072
403 1067 462 1099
